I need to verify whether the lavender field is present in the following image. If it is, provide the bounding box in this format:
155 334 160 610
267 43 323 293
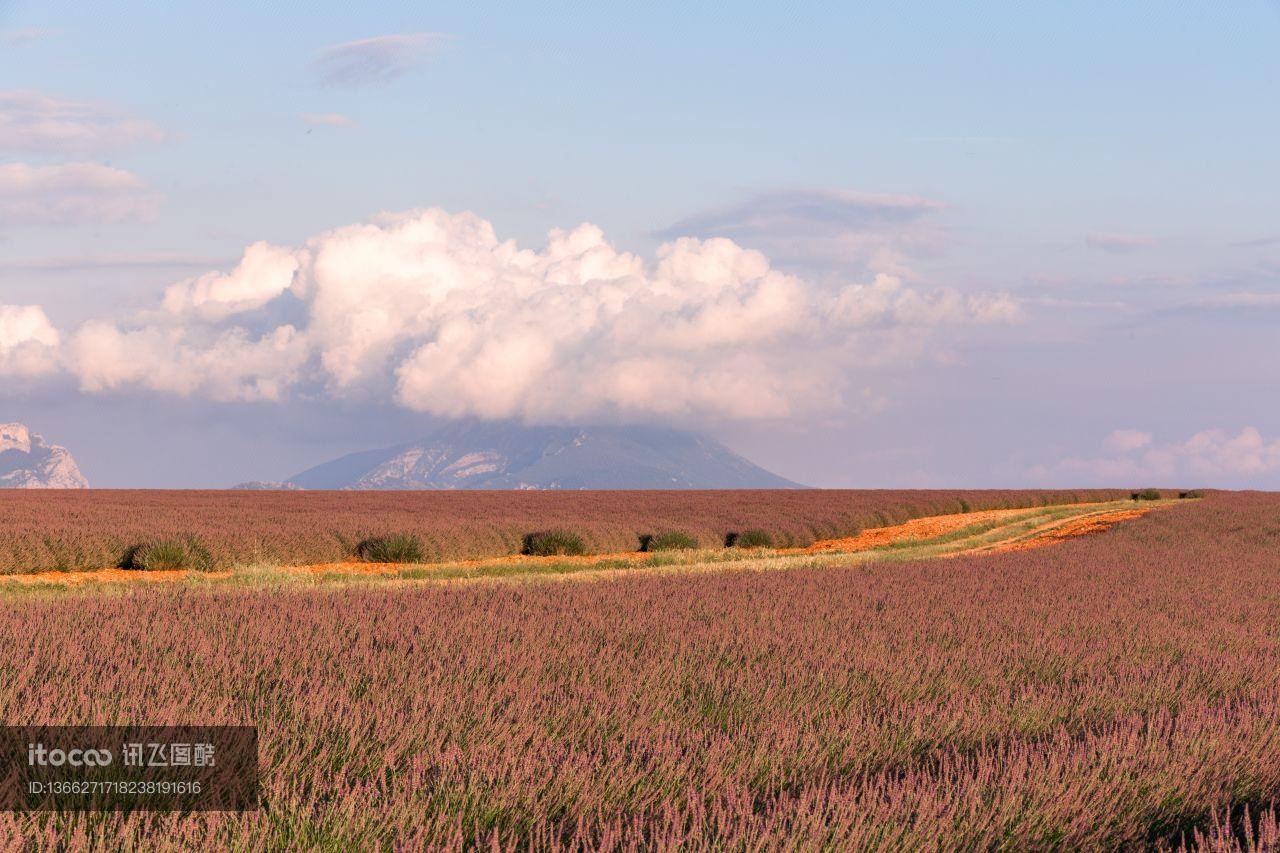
0 488 1129 574
0 492 1277 849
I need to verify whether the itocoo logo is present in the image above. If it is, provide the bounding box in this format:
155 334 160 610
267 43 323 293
27 743 113 767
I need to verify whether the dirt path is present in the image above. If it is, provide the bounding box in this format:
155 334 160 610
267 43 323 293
789 506 1065 555
0 500 1173 589
967 506 1156 554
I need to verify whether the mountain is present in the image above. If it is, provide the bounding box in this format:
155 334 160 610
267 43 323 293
0 423 89 489
278 422 802 490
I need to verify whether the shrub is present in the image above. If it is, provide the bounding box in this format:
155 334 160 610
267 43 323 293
120 538 214 572
523 530 587 557
356 534 425 563
1133 488 1162 501
1180 490 1205 499
728 529 773 549
641 531 698 552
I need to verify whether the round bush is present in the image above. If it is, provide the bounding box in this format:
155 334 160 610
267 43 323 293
642 530 699 552
356 534 425 563
120 538 214 572
523 530 587 557
729 529 774 549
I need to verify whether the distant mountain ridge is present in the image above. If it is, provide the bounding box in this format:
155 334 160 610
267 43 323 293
0 423 89 489
266 422 801 490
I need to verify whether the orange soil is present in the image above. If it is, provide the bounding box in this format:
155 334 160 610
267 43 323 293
0 567 234 587
0 501 1157 587
0 551 660 587
789 506 1054 555
284 548 659 578
974 506 1155 554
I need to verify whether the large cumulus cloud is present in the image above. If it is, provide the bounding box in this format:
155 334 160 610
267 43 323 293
5 207 1019 421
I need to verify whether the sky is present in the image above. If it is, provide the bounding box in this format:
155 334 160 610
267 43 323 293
1 1 1278 488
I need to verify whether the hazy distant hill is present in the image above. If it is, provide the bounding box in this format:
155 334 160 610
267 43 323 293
0 423 89 489
230 480 305 491
274 422 801 490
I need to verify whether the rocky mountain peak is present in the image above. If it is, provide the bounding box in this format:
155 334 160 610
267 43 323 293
0 422 89 489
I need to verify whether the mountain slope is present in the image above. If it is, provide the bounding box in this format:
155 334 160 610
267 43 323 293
0 423 90 489
286 422 801 490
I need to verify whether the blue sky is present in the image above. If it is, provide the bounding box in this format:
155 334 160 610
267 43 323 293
1 1 1278 487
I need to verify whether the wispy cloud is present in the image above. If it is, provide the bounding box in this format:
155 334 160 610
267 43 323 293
659 188 949 276
1229 234 1280 249
1085 231 1158 253
1186 291 1280 309
1032 427 1280 485
299 112 358 129
315 33 453 87
0 162 161 225
0 90 168 155
0 28 61 46
1023 295 1130 311
908 135 1022 144
0 252 226 272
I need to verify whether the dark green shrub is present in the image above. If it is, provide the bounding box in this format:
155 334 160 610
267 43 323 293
523 530 587 557
641 530 698 552
1133 488 1162 501
120 538 214 572
727 529 773 549
356 534 425 563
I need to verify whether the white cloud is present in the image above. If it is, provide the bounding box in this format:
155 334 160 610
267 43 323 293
163 242 303 319
0 162 160 225
1178 428 1280 477
15 207 1018 422
0 90 167 155
1104 429 1152 452
66 322 309 403
316 33 452 86
299 112 358 129
1085 231 1158 253
1033 427 1280 485
829 273 1021 327
0 304 60 377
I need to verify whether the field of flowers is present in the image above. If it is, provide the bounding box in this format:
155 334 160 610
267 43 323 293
0 491 1275 849
0 488 1131 573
